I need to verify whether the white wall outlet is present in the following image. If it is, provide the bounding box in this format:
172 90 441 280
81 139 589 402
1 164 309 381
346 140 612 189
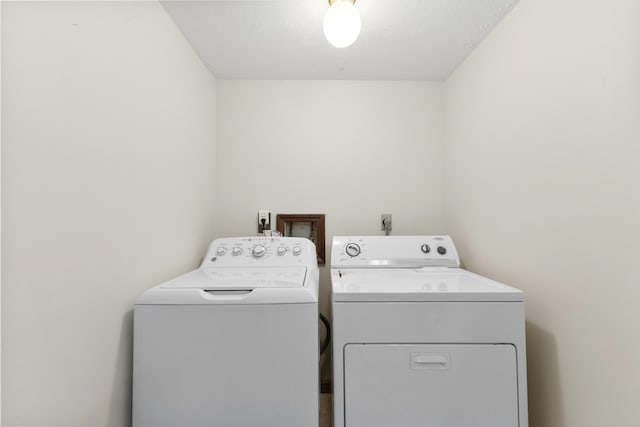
381 214 392 232
258 210 271 234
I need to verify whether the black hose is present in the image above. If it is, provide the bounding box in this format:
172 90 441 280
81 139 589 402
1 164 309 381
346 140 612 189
319 313 331 355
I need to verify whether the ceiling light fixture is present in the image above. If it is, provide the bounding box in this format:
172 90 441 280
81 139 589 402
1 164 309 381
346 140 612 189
323 0 361 48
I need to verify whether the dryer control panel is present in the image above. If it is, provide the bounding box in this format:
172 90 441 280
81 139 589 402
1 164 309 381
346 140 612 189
332 235 460 268
203 236 317 268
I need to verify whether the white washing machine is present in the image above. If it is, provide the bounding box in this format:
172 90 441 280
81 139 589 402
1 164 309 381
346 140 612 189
331 235 528 427
133 236 319 427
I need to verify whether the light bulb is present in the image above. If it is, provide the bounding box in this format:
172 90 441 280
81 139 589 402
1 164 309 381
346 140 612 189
323 0 361 48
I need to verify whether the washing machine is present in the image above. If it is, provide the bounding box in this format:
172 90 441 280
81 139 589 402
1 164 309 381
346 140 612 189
133 236 319 427
331 235 528 427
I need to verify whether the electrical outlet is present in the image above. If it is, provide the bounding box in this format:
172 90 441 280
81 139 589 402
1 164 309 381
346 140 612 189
381 214 392 232
258 210 271 234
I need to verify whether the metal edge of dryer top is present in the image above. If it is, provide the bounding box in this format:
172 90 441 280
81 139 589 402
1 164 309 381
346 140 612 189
135 236 319 305
331 235 523 302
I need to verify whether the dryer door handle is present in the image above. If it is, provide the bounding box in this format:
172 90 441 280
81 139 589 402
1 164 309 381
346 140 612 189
411 353 450 370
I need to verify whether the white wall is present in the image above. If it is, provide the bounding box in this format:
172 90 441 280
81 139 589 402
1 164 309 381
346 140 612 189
1 2 217 426
0 2 3 422
444 0 640 426
216 79 446 341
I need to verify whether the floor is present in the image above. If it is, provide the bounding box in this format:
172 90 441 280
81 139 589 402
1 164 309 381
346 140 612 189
320 393 332 427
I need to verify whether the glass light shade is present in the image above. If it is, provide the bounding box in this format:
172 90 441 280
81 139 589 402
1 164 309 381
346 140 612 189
323 0 361 48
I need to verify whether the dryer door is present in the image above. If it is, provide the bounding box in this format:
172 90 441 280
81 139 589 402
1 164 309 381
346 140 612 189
344 344 519 427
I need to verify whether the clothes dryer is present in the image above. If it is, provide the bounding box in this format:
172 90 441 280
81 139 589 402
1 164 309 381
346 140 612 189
133 237 319 427
331 235 528 427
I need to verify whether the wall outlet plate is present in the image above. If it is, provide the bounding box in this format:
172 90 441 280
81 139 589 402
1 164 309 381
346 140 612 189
381 214 392 231
258 210 271 234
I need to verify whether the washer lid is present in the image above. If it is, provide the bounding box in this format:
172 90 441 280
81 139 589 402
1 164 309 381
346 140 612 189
160 267 307 290
332 268 523 302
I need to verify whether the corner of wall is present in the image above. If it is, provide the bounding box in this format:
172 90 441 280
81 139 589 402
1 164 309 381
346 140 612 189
0 1 4 422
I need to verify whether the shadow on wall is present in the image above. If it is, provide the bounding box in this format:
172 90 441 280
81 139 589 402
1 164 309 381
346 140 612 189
108 310 133 427
526 321 565 427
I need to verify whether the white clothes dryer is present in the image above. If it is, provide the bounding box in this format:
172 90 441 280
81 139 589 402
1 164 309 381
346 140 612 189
133 237 319 427
331 235 528 427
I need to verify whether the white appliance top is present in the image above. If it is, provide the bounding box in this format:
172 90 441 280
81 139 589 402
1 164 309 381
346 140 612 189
136 237 319 305
332 268 523 302
331 236 523 302
160 267 307 290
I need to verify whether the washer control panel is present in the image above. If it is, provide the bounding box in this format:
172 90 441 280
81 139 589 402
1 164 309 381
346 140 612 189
203 236 315 267
332 235 460 268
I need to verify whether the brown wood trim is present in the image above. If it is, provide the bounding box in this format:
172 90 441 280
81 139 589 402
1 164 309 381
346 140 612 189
275 214 326 265
320 378 332 394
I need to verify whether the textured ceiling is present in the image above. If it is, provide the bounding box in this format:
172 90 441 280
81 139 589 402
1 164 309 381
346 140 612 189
161 0 520 80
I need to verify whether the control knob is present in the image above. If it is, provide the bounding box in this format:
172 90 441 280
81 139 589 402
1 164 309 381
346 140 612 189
292 246 302 256
277 246 287 256
421 244 431 254
437 246 447 255
216 247 226 256
232 247 242 256
252 245 266 258
345 243 361 257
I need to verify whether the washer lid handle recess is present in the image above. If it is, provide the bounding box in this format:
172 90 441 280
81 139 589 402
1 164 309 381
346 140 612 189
159 267 307 289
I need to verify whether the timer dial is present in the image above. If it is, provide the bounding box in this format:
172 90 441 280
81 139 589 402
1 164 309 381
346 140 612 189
345 243 361 257
252 245 266 257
